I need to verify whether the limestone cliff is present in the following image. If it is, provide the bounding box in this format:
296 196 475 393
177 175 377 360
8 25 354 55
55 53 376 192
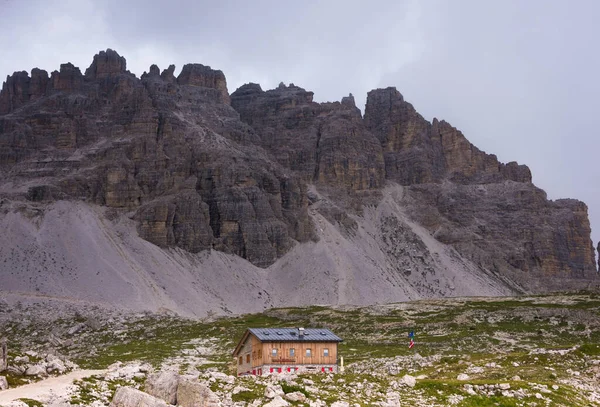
0 50 596 305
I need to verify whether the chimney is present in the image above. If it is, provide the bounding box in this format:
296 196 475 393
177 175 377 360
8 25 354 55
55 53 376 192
298 327 305 338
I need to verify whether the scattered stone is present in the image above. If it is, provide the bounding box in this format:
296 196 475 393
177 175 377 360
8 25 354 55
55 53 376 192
499 383 510 390
457 373 470 381
330 402 350 407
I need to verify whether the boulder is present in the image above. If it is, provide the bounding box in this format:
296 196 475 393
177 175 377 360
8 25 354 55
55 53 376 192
0 338 6 372
263 396 289 407
401 374 416 387
457 374 470 381
25 365 47 377
109 387 169 407
177 64 230 104
144 371 179 405
264 384 284 398
0 375 8 390
284 391 306 402
85 49 127 79
176 379 220 407
46 359 66 374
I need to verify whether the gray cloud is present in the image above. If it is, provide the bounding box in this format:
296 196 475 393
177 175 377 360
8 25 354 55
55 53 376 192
1 0 598 253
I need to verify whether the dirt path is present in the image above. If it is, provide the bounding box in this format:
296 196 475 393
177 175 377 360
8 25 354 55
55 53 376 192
0 370 105 405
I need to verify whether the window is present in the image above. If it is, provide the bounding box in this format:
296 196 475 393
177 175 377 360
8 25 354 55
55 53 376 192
306 348 312 357
252 350 256 360
272 348 278 357
238 356 242 365
289 348 295 357
323 348 329 357
258 349 262 358
246 354 250 363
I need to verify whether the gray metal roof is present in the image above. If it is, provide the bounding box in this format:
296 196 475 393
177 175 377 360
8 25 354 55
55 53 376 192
248 328 342 342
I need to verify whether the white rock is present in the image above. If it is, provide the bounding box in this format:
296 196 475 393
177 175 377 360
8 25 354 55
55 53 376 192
535 393 543 399
109 387 169 407
46 359 66 374
401 374 416 387
263 395 289 407
284 391 306 402
209 371 235 384
0 376 8 390
499 383 510 390
511 375 521 381
552 385 559 390
177 378 220 407
447 394 464 405
232 386 251 394
463 384 476 395
330 402 350 407
145 370 179 405
457 374 470 381
25 364 47 377
264 384 284 399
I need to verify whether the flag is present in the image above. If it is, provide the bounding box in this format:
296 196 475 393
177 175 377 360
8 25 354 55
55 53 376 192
409 338 415 349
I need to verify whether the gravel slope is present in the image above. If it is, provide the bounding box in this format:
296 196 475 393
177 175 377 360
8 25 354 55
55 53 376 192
0 185 514 316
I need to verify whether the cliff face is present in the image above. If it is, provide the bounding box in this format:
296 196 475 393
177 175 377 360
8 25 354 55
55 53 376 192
230 84 385 194
0 49 596 299
0 49 313 268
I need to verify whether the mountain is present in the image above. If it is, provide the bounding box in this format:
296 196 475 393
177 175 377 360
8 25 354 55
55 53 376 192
0 49 597 316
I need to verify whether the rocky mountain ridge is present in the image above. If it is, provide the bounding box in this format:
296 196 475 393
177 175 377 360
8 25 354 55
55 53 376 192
0 49 597 314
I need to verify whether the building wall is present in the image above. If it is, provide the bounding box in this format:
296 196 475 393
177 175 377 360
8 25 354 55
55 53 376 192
260 340 338 366
236 336 253 375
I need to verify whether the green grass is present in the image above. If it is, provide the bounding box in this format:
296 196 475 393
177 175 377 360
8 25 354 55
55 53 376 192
17 399 43 407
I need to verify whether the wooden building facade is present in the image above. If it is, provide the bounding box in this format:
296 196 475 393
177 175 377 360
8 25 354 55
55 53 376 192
232 327 343 376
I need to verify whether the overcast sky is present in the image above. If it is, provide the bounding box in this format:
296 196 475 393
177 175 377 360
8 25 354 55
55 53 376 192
1 0 599 253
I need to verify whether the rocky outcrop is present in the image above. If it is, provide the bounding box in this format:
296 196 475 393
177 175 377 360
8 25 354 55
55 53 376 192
85 48 127 79
364 87 532 184
404 182 597 290
231 83 385 195
110 387 169 407
177 64 230 104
